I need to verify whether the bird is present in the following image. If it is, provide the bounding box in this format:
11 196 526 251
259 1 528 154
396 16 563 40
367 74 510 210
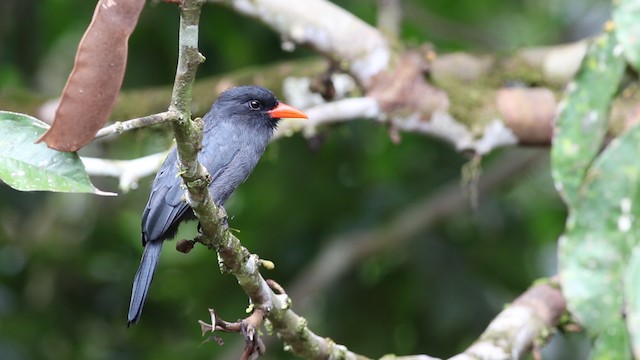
127 85 307 325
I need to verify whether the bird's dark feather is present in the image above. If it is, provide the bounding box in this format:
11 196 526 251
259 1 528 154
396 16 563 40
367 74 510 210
128 85 281 325
127 240 162 325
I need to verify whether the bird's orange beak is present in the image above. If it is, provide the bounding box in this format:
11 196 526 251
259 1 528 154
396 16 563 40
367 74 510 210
268 102 308 119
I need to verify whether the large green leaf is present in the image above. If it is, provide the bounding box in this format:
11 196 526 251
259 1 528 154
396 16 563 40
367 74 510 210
591 321 632 360
559 124 640 359
0 111 114 195
625 247 640 358
614 0 640 72
551 30 626 207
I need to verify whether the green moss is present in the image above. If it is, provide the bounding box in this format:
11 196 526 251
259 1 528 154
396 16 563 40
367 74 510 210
494 55 548 88
431 50 564 132
433 74 498 131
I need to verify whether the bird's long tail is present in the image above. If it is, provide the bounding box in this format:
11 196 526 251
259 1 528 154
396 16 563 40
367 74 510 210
127 240 163 326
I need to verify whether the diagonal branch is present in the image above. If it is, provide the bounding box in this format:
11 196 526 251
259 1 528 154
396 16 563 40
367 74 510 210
167 1 376 359
271 152 565 359
216 0 391 88
450 278 566 360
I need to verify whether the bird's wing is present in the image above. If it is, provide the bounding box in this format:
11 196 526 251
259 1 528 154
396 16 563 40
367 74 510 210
140 148 190 244
199 122 244 204
141 129 241 244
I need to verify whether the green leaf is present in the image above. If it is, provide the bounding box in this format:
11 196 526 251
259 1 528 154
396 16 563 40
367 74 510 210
591 321 632 360
559 124 640 359
551 30 626 207
614 0 640 72
0 111 115 195
625 246 640 358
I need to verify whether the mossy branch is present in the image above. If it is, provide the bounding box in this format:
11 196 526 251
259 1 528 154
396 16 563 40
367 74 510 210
167 1 372 359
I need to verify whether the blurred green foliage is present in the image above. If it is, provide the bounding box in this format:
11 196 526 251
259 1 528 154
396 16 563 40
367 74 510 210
0 0 610 359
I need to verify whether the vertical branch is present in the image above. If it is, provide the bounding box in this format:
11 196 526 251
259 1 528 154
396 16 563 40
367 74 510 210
377 0 402 40
170 0 206 181
166 0 233 252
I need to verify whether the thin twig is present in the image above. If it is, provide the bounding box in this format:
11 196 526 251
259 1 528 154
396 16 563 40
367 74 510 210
94 111 176 139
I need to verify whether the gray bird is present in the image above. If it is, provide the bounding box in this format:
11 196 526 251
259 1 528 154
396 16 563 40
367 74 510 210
128 85 307 325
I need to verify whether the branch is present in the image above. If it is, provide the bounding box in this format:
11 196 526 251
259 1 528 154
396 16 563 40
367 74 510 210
199 308 267 360
275 97 381 139
94 111 175 139
6 32 639 154
211 0 637 150
169 0 207 182
8 42 637 155
217 150 549 359
376 0 402 41
216 0 391 87
167 1 374 359
86 95 511 189
277 96 517 154
450 279 566 360
80 152 167 192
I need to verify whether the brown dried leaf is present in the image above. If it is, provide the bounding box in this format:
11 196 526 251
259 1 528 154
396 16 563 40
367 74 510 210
37 0 145 151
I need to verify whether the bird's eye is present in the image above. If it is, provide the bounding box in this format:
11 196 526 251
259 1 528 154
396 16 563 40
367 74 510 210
249 100 261 110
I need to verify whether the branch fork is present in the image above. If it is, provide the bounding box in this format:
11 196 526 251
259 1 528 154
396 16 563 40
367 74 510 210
199 308 267 360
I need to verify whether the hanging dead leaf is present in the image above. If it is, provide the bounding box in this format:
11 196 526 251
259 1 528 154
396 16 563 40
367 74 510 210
37 0 146 151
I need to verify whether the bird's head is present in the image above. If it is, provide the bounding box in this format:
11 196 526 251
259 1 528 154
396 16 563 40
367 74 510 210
213 85 308 130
